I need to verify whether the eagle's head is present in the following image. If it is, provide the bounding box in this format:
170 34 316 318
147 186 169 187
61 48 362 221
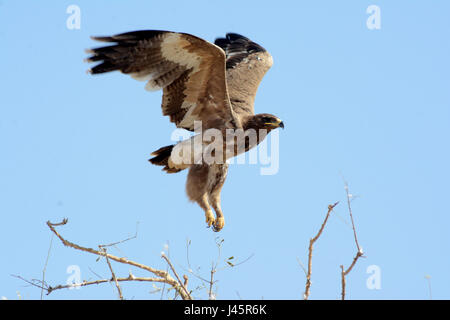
250 113 284 131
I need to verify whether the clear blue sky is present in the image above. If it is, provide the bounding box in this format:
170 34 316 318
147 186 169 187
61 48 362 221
1 0 449 300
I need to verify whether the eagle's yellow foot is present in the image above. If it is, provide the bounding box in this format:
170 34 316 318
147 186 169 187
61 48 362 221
213 216 225 232
205 210 215 228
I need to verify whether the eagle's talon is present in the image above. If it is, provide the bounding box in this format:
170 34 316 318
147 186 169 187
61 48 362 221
212 217 225 232
205 210 215 228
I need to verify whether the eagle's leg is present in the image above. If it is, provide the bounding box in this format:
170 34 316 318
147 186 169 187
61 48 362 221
199 193 215 228
207 164 228 232
186 165 215 228
209 195 224 232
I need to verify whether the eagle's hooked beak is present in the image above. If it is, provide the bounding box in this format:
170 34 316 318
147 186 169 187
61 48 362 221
265 118 284 129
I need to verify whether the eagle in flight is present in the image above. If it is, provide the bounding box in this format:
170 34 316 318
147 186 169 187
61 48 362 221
86 30 283 232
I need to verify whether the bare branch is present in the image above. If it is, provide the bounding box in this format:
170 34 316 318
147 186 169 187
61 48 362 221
340 250 363 300
344 182 362 253
48 219 68 227
99 222 139 249
303 201 339 300
161 252 191 300
46 274 169 294
340 265 346 299
101 247 123 300
340 182 364 300
209 262 216 300
41 234 54 300
12 275 48 292
44 219 192 300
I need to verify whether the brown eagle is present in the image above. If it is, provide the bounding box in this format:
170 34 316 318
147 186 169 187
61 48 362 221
86 30 283 231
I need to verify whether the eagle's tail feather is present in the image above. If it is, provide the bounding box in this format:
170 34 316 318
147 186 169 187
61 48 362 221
149 145 183 174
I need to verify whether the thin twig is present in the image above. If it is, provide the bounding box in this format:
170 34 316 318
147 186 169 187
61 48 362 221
101 247 123 300
344 182 362 253
186 238 192 271
159 242 170 300
296 257 307 277
12 275 49 291
340 182 364 300
303 201 339 300
208 237 225 300
180 265 211 284
41 234 54 300
161 252 191 300
49 219 68 226
99 222 139 249
217 253 255 271
425 275 432 300
88 267 104 281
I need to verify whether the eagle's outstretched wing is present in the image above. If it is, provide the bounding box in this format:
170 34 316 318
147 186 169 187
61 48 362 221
214 33 273 115
86 30 239 131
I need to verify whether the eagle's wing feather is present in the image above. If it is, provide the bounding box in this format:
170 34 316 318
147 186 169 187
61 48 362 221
214 33 273 115
87 30 239 131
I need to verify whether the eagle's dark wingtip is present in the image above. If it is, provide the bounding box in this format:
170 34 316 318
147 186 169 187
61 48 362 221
214 32 267 69
214 38 228 48
214 32 266 52
90 35 114 42
86 31 173 76
225 33 248 41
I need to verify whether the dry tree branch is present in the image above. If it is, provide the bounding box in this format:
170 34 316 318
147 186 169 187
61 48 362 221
344 182 362 253
99 222 139 249
100 247 123 300
339 182 364 300
159 242 170 300
182 237 220 300
181 237 252 300
208 237 225 300
40 234 53 300
161 252 190 299
340 252 363 300
209 262 216 300
11 275 49 292
303 201 339 300
43 219 192 300
47 274 169 292
13 273 171 294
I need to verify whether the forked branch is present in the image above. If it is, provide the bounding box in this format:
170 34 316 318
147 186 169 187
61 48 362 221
303 201 339 300
42 219 192 300
340 182 364 300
